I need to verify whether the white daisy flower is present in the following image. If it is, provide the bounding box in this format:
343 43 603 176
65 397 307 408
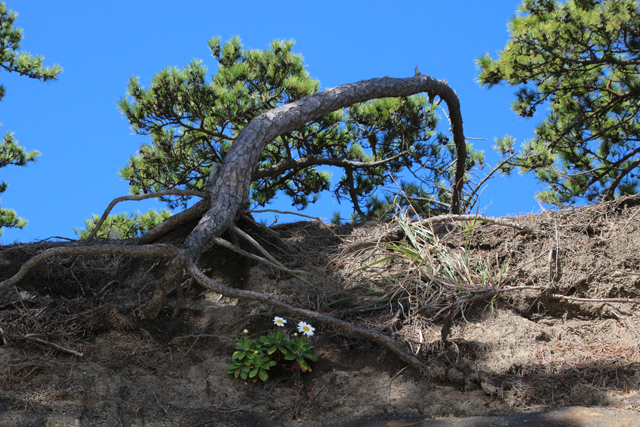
273 317 287 327
297 321 315 336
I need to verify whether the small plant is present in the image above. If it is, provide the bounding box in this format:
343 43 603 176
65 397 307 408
286 329 317 373
227 317 318 382
331 211 342 225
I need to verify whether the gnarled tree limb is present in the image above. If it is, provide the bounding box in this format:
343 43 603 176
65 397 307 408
186 74 466 262
143 74 468 319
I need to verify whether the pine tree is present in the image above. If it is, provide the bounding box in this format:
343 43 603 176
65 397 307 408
118 37 462 217
477 0 640 204
0 2 61 235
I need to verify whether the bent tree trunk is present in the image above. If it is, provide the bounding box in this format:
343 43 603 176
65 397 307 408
143 74 467 318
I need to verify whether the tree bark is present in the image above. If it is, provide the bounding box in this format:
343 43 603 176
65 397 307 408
143 74 466 319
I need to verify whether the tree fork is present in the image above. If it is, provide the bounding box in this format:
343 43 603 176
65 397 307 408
142 74 467 319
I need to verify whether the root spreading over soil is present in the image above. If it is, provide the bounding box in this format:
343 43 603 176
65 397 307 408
2 196 640 426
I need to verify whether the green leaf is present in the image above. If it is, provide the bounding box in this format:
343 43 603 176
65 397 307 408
303 353 318 362
232 351 246 360
356 256 394 272
398 218 420 250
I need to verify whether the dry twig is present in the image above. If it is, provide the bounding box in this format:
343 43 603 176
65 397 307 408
245 209 344 243
0 331 83 357
552 294 640 304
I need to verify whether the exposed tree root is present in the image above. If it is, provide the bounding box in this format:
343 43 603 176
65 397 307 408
0 244 175 295
136 199 209 244
210 235 307 278
0 243 433 375
228 225 320 290
179 255 432 375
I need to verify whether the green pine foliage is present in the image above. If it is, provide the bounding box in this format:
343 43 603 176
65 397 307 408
74 209 172 240
118 37 461 216
0 2 61 100
330 211 342 225
477 0 640 205
0 2 61 236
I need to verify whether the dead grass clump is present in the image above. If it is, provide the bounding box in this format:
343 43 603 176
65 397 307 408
336 213 519 327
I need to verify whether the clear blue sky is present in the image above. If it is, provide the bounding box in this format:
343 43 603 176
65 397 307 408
1 0 549 243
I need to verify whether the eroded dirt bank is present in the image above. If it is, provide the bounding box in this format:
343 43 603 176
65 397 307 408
2 196 640 426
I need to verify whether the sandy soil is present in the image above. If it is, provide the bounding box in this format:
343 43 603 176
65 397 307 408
1 196 640 426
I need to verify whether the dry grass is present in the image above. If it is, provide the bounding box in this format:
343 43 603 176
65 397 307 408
336 212 513 323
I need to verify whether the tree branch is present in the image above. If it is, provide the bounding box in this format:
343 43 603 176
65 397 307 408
82 190 206 245
602 157 640 201
403 196 451 209
253 151 408 180
0 332 84 357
